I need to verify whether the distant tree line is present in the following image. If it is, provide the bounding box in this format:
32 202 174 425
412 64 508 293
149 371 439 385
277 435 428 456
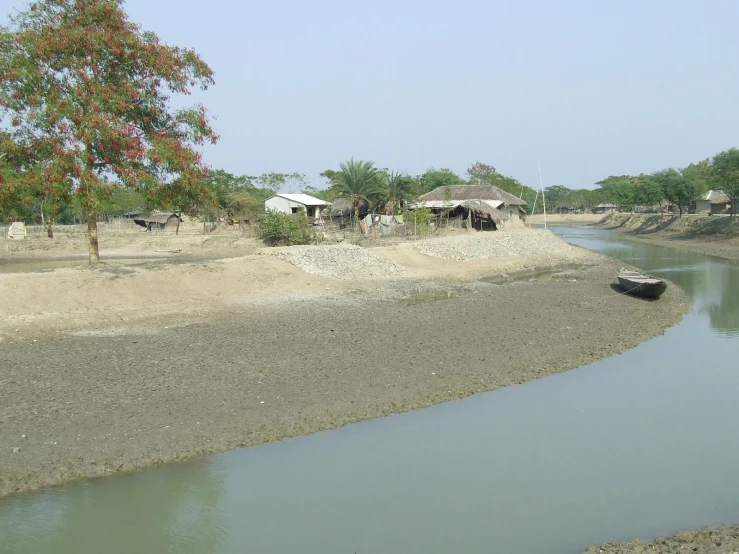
587 148 739 217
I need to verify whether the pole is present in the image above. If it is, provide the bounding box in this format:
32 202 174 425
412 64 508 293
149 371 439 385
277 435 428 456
538 162 547 231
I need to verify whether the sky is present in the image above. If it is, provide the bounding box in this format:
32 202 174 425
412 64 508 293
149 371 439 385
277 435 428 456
3 0 739 190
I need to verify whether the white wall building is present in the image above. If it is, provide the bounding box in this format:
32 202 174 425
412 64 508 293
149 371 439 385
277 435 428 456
264 193 330 219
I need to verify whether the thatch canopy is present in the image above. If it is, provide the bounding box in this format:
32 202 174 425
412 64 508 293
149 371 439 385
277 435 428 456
456 200 509 224
704 190 730 204
133 213 182 229
322 198 369 218
418 185 528 207
146 213 181 224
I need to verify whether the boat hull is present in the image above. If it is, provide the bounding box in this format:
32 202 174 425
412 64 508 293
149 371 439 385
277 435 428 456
617 275 668 299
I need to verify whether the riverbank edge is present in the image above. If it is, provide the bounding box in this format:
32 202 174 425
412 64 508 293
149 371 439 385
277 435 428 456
582 524 739 553
593 214 739 261
0 250 689 499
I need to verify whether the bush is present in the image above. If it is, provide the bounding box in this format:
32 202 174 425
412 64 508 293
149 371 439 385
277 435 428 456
403 206 434 237
258 209 314 246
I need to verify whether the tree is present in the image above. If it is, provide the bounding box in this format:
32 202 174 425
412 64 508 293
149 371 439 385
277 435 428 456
379 170 416 213
543 185 573 210
330 158 382 218
632 174 664 209
466 162 497 184
711 148 739 217
202 169 253 209
0 0 218 263
417 168 464 194
652 168 701 217
255 172 307 194
597 176 636 212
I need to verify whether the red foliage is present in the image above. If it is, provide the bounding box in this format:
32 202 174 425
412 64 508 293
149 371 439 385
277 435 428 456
0 0 218 220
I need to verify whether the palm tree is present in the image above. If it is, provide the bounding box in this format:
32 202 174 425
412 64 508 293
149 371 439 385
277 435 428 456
381 170 417 213
331 158 382 219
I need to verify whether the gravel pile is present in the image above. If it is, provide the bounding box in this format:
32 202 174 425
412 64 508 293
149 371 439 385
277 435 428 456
266 243 404 280
413 230 579 261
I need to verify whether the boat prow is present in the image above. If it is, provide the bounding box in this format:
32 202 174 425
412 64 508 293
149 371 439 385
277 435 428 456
616 268 668 299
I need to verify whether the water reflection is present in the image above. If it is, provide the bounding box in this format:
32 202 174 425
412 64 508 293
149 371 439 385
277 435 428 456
551 226 739 336
0 459 225 554
707 263 739 337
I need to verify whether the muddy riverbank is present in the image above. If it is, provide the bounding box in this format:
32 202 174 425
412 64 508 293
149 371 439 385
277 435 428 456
0 257 687 497
596 214 739 261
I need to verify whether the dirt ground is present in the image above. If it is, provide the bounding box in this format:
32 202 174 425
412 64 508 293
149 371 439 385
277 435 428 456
597 214 739 261
583 525 739 553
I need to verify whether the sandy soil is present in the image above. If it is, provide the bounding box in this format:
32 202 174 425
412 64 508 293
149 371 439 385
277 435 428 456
583 526 739 553
0 229 595 336
597 214 739 261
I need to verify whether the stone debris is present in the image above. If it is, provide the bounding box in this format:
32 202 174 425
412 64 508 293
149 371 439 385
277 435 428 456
265 243 404 280
413 230 580 261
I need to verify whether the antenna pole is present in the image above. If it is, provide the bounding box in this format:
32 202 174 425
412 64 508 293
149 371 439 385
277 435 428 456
538 162 547 231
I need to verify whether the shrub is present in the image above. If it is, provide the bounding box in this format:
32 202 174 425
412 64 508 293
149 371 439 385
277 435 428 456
258 209 314 246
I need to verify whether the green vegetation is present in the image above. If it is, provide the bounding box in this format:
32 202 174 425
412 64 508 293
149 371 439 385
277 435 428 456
258 209 313 246
712 149 739 217
0 0 218 262
591 147 739 217
329 159 383 218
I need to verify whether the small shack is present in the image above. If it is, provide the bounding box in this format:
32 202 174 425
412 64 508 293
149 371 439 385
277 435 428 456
133 213 182 232
450 200 509 231
264 193 330 219
593 203 617 214
695 190 730 215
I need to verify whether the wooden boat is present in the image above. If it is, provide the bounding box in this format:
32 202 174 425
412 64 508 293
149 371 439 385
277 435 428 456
617 268 668 299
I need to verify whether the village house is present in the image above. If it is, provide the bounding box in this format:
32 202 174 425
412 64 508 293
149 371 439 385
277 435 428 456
593 203 617 214
264 193 330 219
695 190 730 215
413 185 528 230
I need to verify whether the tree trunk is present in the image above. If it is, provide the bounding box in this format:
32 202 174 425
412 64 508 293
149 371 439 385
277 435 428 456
87 211 100 264
176 213 181 235
47 219 54 239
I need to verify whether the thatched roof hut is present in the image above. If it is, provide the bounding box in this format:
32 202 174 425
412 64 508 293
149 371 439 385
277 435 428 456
133 213 182 231
322 198 370 219
456 200 509 224
417 185 527 209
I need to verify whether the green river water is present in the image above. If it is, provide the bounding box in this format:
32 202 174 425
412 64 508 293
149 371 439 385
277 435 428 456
1 226 738 554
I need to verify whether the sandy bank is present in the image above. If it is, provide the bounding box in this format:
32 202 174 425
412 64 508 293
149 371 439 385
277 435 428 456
596 214 739 261
0 229 594 336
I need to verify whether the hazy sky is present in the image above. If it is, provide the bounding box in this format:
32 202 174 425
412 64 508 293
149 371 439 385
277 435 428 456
3 0 739 190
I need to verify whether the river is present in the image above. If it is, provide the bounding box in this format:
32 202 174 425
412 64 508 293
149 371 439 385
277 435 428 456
1 226 738 554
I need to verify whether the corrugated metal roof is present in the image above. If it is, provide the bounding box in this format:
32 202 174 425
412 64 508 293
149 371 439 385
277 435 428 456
273 193 330 206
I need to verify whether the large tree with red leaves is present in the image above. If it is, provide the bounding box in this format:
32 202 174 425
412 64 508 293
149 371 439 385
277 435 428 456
0 0 218 262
